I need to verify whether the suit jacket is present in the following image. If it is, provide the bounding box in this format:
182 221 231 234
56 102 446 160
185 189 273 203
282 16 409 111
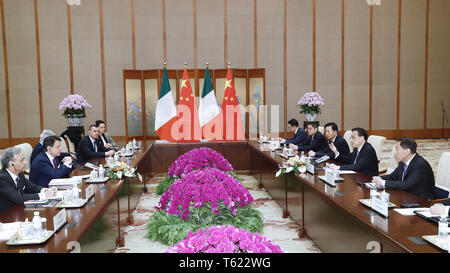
285 128 307 146
381 154 435 201
297 131 328 152
29 152 74 187
102 132 116 147
315 134 350 159
30 143 71 165
337 142 379 177
76 136 110 164
0 168 43 214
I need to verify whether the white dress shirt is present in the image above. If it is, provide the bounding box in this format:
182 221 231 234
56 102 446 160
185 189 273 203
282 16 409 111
381 153 416 187
6 169 46 201
46 152 72 169
89 136 98 152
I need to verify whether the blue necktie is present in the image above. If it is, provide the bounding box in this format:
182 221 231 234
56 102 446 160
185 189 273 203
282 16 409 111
402 164 408 181
354 150 360 164
93 141 97 152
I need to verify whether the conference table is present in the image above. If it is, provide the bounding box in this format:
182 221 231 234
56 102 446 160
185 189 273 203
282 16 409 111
0 141 151 253
0 140 444 253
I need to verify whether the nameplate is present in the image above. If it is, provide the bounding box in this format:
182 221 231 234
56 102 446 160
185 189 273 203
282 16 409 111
86 184 94 200
324 171 336 187
371 196 389 218
53 208 67 232
306 162 315 174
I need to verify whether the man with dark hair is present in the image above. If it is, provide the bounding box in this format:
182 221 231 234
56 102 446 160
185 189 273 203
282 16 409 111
282 119 307 145
30 129 74 164
30 136 75 187
329 127 379 177
95 120 116 149
373 137 435 200
77 125 115 164
289 122 327 152
309 122 350 159
0 147 57 213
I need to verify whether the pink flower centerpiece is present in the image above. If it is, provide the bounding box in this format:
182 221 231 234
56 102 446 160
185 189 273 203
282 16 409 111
159 168 253 220
297 92 325 121
58 94 92 118
166 225 283 253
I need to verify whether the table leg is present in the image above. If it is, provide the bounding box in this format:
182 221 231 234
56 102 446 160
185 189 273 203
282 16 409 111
126 180 134 225
116 197 125 247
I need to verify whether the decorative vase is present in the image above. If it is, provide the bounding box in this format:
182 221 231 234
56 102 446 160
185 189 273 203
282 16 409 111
66 115 84 126
299 165 307 174
305 113 318 122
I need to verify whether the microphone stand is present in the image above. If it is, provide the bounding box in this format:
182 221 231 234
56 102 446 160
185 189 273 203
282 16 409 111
441 101 448 140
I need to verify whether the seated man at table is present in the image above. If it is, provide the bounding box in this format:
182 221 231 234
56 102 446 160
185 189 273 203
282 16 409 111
0 147 57 214
30 129 74 164
96 120 116 149
308 122 350 159
282 119 307 146
30 135 75 187
77 124 115 164
328 127 379 177
289 122 327 152
372 137 435 201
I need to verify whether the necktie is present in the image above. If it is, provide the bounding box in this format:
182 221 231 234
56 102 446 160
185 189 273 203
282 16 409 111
402 164 408 181
53 158 58 170
354 150 360 165
15 177 20 193
93 141 97 152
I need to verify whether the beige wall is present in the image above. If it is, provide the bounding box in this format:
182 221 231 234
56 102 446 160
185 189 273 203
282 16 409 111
0 0 449 142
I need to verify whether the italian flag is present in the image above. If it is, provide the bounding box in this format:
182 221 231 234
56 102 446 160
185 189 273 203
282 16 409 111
199 67 222 140
155 67 178 142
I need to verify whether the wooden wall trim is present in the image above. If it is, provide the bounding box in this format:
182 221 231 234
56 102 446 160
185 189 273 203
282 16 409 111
34 0 43 132
99 0 107 122
131 0 136 69
66 3 74 94
283 0 287 137
162 0 167 64
369 5 373 130
424 0 429 129
396 0 402 130
0 0 11 141
254 0 257 68
341 0 345 130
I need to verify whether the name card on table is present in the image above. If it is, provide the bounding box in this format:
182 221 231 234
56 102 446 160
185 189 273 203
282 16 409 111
53 208 67 231
324 171 336 187
306 162 315 174
86 185 94 200
371 195 389 218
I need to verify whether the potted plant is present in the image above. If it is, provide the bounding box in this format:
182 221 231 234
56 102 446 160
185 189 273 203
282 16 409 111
58 94 92 126
297 92 325 121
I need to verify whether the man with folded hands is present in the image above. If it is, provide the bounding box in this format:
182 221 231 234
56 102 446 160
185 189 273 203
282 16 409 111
372 137 435 201
0 147 57 214
30 135 75 187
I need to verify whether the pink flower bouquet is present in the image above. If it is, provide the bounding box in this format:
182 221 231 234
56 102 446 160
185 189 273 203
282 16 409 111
166 225 283 253
58 94 92 118
297 92 325 115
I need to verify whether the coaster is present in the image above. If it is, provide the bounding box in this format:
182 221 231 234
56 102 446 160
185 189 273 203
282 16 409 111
407 236 427 245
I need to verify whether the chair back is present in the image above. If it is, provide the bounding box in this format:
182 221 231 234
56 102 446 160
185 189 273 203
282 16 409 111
367 135 386 162
436 152 450 195
386 145 398 175
343 130 353 151
14 143 33 172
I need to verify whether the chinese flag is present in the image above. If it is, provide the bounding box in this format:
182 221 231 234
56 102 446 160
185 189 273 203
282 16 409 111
221 67 245 141
173 67 201 142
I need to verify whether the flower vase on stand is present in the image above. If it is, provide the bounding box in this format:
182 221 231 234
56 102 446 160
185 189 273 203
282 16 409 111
305 113 318 122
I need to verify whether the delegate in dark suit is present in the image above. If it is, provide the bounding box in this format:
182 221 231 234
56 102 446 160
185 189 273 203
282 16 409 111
29 152 74 187
314 134 350 159
381 154 435 200
336 142 379 177
297 131 328 152
0 169 43 214
285 128 307 146
30 143 72 165
76 136 111 164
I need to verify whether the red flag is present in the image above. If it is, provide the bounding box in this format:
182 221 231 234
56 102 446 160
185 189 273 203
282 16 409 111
221 68 245 141
172 67 201 142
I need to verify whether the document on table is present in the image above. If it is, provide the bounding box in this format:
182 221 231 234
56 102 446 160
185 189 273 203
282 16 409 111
339 170 356 174
0 222 21 241
394 207 429 216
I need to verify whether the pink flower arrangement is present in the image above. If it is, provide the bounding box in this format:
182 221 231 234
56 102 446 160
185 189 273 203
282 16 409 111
58 94 92 117
297 92 325 115
166 225 283 253
158 168 253 220
168 147 233 178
